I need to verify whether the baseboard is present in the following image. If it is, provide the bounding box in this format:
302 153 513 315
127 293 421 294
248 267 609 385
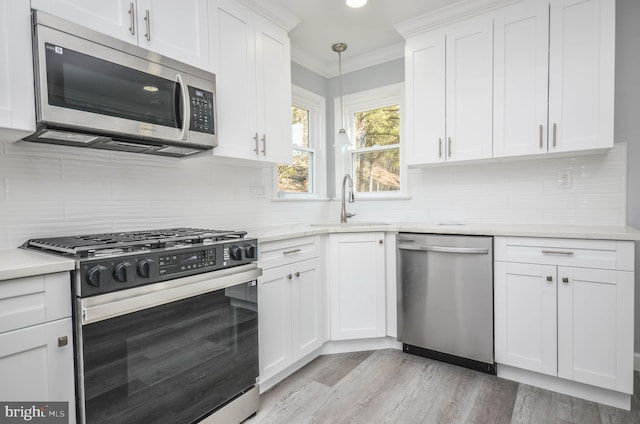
498 364 631 410
635 352 640 371
320 337 402 355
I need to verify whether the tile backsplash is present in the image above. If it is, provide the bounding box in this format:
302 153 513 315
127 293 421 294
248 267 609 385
0 140 628 249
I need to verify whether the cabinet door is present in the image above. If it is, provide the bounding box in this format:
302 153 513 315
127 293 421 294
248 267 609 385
210 0 258 160
404 31 446 165
255 15 292 164
136 0 210 69
494 261 557 376
30 0 137 43
258 265 292 382
557 267 634 393
290 258 323 361
548 0 615 152
445 15 493 161
0 319 76 422
329 233 386 340
0 0 36 141
493 0 549 158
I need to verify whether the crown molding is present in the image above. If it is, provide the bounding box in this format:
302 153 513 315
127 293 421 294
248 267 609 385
395 0 518 38
291 42 405 79
239 0 301 32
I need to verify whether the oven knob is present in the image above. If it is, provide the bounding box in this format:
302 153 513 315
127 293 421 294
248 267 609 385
114 261 134 283
230 245 243 261
87 265 110 287
244 244 256 259
137 258 158 278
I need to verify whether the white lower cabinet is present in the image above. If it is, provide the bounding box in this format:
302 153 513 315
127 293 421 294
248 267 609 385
494 237 634 407
0 272 75 422
258 237 323 386
329 233 386 340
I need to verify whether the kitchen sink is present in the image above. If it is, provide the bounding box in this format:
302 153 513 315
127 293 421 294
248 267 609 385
310 222 389 227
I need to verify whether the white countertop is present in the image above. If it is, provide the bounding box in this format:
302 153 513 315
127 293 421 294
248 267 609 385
1 223 638 279
246 222 640 243
0 249 75 281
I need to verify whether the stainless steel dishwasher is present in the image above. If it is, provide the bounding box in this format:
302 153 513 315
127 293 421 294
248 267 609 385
397 233 495 374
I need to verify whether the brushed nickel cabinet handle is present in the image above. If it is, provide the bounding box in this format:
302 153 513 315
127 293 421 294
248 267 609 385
253 133 259 154
438 138 442 158
282 248 301 255
261 134 266 156
542 250 574 256
128 3 135 35
448 137 452 157
553 123 557 147
58 336 68 347
144 9 151 41
546 275 553 282
562 277 569 283
539 124 543 148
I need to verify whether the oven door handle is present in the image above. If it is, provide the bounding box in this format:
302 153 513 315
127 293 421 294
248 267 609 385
80 265 262 325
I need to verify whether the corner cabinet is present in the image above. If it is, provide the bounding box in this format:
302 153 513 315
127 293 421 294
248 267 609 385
494 237 634 409
404 14 493 165
493 0 615 158
0 272 76 423
328 233 386 340
0 0 36 142
30 0 210 70
209 0 292 164
257 236 324 389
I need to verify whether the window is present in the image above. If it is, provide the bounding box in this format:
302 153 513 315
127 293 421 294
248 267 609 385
335 83 404 197
276 86 326 198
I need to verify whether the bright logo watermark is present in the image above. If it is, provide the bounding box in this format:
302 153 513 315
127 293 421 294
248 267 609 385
0 403 67 424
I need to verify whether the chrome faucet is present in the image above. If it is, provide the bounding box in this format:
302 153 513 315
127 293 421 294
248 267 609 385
340 174 356 223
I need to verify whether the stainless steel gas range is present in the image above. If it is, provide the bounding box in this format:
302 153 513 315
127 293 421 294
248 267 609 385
23 228 262 424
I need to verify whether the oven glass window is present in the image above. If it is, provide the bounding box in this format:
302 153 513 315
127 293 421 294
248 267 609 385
44 43 182 129
80 282 258 424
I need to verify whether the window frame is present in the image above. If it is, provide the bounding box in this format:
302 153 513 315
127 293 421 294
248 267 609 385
276 85 327 200
334 83 406 200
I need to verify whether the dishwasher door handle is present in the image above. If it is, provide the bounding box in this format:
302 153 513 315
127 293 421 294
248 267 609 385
398 244 489 254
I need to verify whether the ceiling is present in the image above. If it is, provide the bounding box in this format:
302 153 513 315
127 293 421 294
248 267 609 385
270 0 455 78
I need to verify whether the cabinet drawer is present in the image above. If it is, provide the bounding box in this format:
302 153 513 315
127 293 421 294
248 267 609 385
259 236 320 269
0 272 71 334
495 237 633 271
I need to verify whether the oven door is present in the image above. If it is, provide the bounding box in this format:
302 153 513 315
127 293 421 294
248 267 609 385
75 265 261 424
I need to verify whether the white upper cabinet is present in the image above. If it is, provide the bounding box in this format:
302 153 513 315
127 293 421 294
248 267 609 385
210 0 292 164
404 14 493 165
31 0 210 70
548 0 615 153
0 0 35 142
493 0 550 158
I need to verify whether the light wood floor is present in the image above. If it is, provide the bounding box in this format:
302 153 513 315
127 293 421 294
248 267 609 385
246 349 640 424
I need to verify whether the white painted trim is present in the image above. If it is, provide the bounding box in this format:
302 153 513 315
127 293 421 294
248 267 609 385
238 0 300 31
498 364 631 410
320 337 402 355
258 349 322 393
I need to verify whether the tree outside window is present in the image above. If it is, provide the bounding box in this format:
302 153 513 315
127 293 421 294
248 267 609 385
277 105 313 193
352 105 400 193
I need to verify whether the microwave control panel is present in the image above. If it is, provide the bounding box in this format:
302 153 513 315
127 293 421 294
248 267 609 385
188 86 215 134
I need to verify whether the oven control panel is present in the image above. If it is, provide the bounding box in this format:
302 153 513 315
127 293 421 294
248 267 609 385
77 240 257 297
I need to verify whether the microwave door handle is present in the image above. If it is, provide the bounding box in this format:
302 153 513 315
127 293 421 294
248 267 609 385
175 73 190 141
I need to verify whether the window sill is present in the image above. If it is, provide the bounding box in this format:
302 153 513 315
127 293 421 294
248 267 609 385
331 193 412 201
272 196 331 202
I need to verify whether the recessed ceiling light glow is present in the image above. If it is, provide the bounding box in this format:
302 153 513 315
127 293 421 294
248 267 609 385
143 85 159 92
346 0 367 8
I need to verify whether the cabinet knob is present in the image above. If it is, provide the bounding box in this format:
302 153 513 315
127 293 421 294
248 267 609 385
379 239 383 244
562 277 569 283
295 272 300 278
546 275 553 282
58 336 68 347
287 274 292 280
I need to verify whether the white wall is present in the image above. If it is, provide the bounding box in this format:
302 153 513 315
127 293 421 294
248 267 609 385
0 141 329 249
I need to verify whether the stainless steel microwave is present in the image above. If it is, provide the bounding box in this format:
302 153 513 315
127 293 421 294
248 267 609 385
24 10 217 157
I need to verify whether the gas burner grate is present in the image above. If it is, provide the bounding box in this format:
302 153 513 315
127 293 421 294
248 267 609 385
24 228 247 258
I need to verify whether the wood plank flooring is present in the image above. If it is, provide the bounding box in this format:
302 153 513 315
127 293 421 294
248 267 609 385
246 349 640 424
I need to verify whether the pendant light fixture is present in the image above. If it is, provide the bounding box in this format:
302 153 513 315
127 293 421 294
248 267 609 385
333 42 351 147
